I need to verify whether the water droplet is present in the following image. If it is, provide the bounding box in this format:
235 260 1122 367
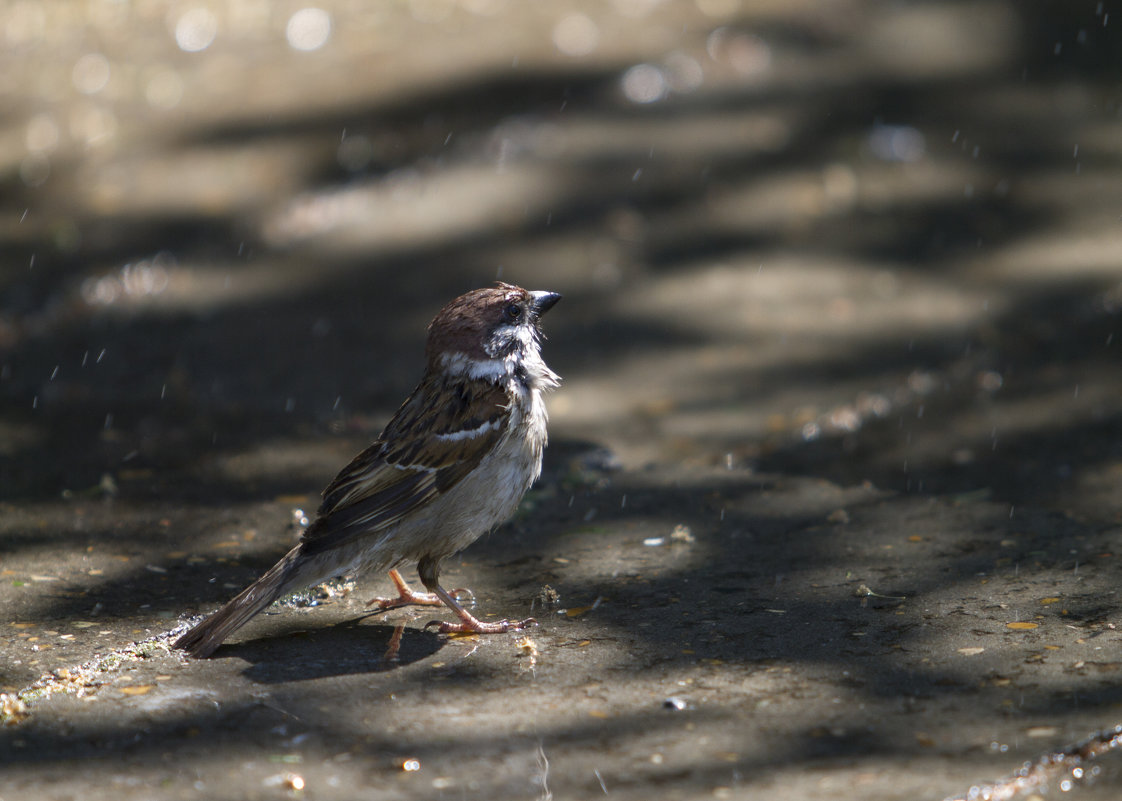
552 13 598 57
72 53 110 95
621 64 667 104
867 125 926 162
286 8 331 52
663 51 703 93
707 28 771 77
175 8 218 53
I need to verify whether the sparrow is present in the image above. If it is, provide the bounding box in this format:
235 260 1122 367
174 283 561 658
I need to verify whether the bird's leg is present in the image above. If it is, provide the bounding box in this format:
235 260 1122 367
417 557 536 634
382 623 405 662
367 568 474 610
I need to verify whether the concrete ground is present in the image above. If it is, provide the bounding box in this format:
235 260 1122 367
2 1 1122 799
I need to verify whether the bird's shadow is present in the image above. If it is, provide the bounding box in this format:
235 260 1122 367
218 616 444 683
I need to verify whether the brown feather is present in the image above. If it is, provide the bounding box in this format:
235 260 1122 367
299 373 509 556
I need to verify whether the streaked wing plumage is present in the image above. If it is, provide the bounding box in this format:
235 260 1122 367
298 376 509 555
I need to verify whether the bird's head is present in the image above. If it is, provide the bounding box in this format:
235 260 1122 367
426 283 561 382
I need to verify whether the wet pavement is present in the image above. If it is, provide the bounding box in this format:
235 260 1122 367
2 1 1122 799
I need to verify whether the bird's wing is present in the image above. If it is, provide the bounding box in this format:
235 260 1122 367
298 378 510 555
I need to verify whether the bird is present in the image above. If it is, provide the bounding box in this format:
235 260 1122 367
174 282 561 658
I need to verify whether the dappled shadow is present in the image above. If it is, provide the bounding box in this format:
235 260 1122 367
230 621 443 682
2 1 1122 798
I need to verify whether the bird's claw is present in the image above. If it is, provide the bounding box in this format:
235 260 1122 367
367 586 474 610
423 616 538 635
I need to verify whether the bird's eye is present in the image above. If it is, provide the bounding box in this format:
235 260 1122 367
504 303 523 321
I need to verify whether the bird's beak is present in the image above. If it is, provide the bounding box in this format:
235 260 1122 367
530 290 561 318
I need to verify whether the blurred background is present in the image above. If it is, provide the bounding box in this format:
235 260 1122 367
3 3 1122 798
1 0 1121 532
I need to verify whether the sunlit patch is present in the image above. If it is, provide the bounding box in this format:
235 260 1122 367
24 114 59 153
19 153 49 187
286 7 331 52
977 370 1004 392
408 0 452 24
72 53 110 95
621 63 667 104
174 7 218 53
706 27 771 78
145 69 184 110
663 51 703 93
828 405 862 433
69 104 117 147
867 124 927 162
461 0 505 15
695 0 740 17
612 0 664 17
552 13 599 57
80 255 174 307
5 1 46 47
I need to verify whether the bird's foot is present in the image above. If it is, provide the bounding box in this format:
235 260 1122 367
381 624 406 662
424 615 538 635
367 569 473 610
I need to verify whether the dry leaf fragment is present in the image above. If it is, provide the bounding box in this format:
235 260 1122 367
1 693 29 724
516 637 539 669
669 525 695 544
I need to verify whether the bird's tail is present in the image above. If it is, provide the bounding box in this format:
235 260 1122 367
174 547 310 658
